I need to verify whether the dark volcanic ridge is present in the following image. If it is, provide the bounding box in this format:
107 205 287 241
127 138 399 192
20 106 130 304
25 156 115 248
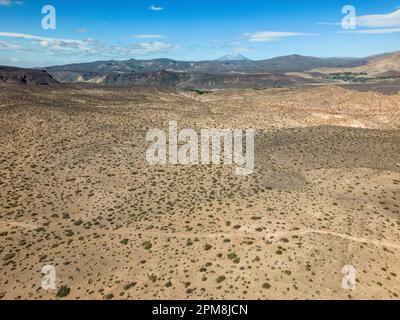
0 66 58 85
103 70 319 89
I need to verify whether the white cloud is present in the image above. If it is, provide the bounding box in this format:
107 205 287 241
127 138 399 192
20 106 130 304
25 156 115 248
357 8 400 28
0 40 18 49
0 32 97 56
0 56 20 66
149 5 163 11
317 22 340 26
339 27 400 34
0 31 179 59
74 28 88 33
320 8 400 29
0 32 85 47
130 34 164 39
222 41 240 48
244 31 315 42
130 42 177 55
0 0 23 6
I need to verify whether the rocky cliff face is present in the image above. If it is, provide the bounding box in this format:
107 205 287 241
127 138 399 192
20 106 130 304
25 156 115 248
103 69 318 89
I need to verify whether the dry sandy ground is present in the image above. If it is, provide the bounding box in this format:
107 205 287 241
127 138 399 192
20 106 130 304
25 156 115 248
0 84 399 300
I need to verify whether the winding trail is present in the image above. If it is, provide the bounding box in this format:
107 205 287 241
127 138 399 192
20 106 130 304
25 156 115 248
4 220 400 250
127 228 400 251
0 221 38 231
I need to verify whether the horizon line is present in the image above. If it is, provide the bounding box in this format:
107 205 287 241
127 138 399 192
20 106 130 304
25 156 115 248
29 50 398 69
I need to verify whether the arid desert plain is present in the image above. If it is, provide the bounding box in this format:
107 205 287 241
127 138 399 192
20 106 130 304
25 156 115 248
0 82 400 300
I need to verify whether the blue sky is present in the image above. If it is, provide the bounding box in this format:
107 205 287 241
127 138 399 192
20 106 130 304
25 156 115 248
0 0 399 67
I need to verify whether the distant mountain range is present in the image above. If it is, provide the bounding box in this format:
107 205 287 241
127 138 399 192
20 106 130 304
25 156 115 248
44 54 369 84
40 53 382 88
1 51 399 89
